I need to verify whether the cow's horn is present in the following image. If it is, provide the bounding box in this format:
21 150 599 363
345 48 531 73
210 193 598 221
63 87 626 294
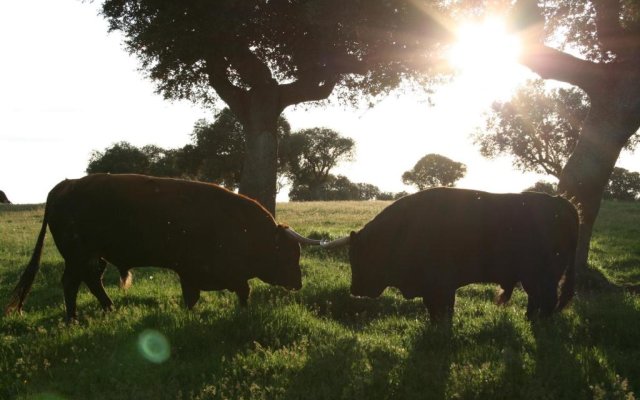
283 227 324 245
319 236 351 248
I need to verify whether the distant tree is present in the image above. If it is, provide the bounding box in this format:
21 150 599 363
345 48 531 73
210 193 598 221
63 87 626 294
377 192 395 201
394 191 410 200
189 108 292 190
402 154 466 190
604 168 640 201
524 181 558 195
474 80 591 179
282 128 355 199
87 141 151 174
289 175 381 201
142 145 185 177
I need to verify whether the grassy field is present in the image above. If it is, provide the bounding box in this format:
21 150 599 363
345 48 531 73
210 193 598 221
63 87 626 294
0 200 639 399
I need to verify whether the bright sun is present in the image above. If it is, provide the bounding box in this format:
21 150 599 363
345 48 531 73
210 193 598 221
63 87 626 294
444 17 526 108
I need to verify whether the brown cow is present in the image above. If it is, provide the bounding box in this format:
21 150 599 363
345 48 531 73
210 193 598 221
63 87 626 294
5 174 319 321
0 190 11 204
322 188 579 321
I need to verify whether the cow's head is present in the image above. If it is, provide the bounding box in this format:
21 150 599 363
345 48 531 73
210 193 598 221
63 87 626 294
262 225 303 290
348 230 387 298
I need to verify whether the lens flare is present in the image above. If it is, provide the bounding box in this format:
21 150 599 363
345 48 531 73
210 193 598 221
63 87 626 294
137 329 171 363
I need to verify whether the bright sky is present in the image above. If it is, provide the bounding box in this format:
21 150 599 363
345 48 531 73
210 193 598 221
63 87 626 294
1 1 637 204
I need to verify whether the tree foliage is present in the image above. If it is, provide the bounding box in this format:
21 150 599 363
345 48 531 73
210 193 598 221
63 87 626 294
289 174 383 201
281 127 355 198
402 153 467 190
87 142 156 175
604 167 640 201
100 0 449 107
475 80 590 178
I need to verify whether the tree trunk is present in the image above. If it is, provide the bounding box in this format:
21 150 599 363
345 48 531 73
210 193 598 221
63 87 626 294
237 88 282 216
558 64 640 272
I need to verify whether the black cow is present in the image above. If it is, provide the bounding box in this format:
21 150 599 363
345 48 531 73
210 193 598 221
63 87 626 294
5 174 318 321
322 188 579 321
0 190 11 204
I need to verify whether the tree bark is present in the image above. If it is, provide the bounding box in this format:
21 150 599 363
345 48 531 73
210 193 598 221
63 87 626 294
237 87 282 216
557 62 640 271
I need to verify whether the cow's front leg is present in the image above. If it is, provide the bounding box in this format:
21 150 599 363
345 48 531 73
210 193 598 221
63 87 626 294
235 281 250 307
179 278 201 310
423 287 456 323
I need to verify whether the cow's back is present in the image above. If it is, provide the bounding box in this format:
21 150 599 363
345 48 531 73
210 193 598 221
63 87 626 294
46 174 275 270
354 188 578 290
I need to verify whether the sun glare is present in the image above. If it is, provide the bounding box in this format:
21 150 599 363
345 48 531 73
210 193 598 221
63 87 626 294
449 18 521 72
445 17 526 106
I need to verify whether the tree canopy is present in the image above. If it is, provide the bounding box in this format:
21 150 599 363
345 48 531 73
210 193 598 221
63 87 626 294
475 80 589 179
604 167 640 201
282 127 355 194
289 174 384 201
402 153 466 190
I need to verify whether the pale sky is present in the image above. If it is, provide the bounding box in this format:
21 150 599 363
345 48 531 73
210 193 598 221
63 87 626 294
1 0 637 204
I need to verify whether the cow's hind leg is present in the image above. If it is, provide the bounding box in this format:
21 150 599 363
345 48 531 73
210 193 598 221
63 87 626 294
496 283 515 305
118 266 133 290
523 274 558 320
179 278 201 310
538 277 559 318
235 281 250 307
61 264 83 322
83 258 114 312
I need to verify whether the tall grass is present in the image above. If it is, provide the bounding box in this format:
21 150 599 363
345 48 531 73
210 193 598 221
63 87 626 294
0 200 638 399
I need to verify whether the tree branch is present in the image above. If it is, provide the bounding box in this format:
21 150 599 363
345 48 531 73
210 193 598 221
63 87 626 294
592 0 629 58
204 55 247 118
520 44 604 95
279 73 339 109
229 45 278 88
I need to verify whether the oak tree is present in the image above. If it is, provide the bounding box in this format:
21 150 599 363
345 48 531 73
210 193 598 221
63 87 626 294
101 0 450 214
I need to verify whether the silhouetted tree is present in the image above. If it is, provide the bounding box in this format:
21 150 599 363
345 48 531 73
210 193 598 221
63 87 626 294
402 154 466 190
475 80 589 179
289 174 381 201
604 167 640 201
87 142 151 175
100 0 451 214
282 128 355 199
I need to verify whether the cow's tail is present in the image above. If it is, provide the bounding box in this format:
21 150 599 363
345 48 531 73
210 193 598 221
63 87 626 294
556 200 579 311
5 207 49 315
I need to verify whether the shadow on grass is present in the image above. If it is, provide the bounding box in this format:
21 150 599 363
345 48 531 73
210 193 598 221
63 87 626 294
571 290 640 396
2 303 306 399
297 284 425 329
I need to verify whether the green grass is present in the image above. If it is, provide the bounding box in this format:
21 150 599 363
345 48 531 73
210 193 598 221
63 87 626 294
1 200 639 399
